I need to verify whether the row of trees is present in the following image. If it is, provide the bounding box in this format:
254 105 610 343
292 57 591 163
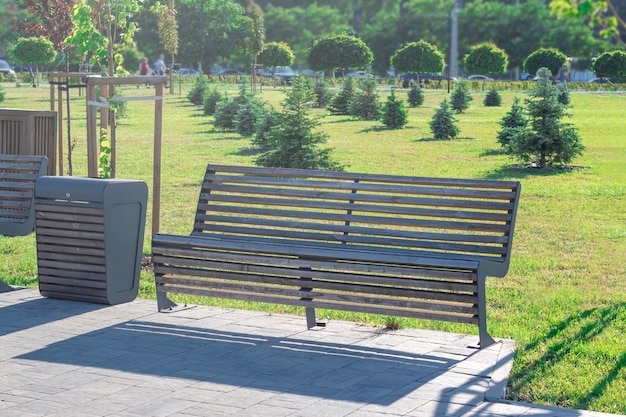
1 0 624 77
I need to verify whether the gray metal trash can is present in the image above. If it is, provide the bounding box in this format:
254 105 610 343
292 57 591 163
34 177 148 305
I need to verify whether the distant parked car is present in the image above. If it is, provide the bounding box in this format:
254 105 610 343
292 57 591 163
176 68 199 76
273 66 295 85
217 69 243 76
467 75 493 81
588 77 612 84
0 60 16 76
347 70 374 79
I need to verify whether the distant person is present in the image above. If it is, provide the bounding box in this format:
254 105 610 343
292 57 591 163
557 64 568 91
138 57 150 88
154 54 166 76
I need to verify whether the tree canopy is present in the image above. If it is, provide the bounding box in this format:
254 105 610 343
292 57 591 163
257 41 294 68
592 50 626 80
307 34 373 75
464 42 508 75
523 47 568 77
390 40 445 76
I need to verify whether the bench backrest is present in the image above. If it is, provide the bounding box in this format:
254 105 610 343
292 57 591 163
192 164 521 276
0 154 49 236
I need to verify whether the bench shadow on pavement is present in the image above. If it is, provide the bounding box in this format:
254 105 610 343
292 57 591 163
16 318 495 411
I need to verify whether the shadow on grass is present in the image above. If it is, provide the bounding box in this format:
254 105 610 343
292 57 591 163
414 136 476 142
232 146 263 157
485 165 573 180
358 125 417 133
508 303 626 410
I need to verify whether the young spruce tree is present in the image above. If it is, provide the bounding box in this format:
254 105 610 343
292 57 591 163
430 99 460 140
510 67 583 168
450 80 472 113
328 76 355 115
407 83 425 107
348 78 381 121
256 75 344 170
497 97 526 152
380 89 408 129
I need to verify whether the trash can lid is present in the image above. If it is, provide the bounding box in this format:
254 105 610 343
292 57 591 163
35 176 145 203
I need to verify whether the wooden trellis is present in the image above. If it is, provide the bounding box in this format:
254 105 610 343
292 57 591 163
85 75 168 236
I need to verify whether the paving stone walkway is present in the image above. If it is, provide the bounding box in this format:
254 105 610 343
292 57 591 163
0 288 621 417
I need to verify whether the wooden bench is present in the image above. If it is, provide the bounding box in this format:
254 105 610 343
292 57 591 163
0 154 49 292
152 164 521 348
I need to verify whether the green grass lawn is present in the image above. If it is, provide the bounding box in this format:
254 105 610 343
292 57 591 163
1 79 625 414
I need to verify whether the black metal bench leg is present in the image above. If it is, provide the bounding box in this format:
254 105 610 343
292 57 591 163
306 307 317 329
157 289 179 311
477 272 496 348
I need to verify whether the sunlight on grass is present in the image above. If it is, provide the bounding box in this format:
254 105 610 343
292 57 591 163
1 79 625 414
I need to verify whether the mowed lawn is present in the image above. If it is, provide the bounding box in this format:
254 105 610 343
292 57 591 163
0 79 625 414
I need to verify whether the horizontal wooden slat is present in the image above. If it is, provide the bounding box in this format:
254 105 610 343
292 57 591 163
159 284 478 325
199 199 513 222
155 270 477 304
204 173 517 200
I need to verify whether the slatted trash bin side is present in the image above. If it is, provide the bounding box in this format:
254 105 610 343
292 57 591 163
35 177 148 305
0 154 49 237
153 164 522 348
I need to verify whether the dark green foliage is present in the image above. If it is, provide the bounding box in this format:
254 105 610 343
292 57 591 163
327 76 355 115
348 78 380 121
380 89 408 129
407 83 425 107
484 86 501 107
430 99 460 140
203 88 224 115
390 40 445 75
187 72 208 105
592 50 626 81
313 79 333 108
0 86 5 103
252 110 279 150
214 81 261 132
464 43 508 78
524 48 567 78
235 100 265 137
508 68 584 168
497 97 527 152
450 81 473 113
558 89 570 105
256 75 343 171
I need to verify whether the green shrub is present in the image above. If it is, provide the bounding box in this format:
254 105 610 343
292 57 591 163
508 68 584 168
252 110 279 150
313 79 333 108
407 83 425 107
256 74 343 170
235 100 265 137
187 72 208 105
328 76 355 115
484 87 501 107
203 88 223 115
348 78 380 121
497 97 527 152
430 99 460 140
380 89 408 129
450 81 472 113
558 88 570 105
